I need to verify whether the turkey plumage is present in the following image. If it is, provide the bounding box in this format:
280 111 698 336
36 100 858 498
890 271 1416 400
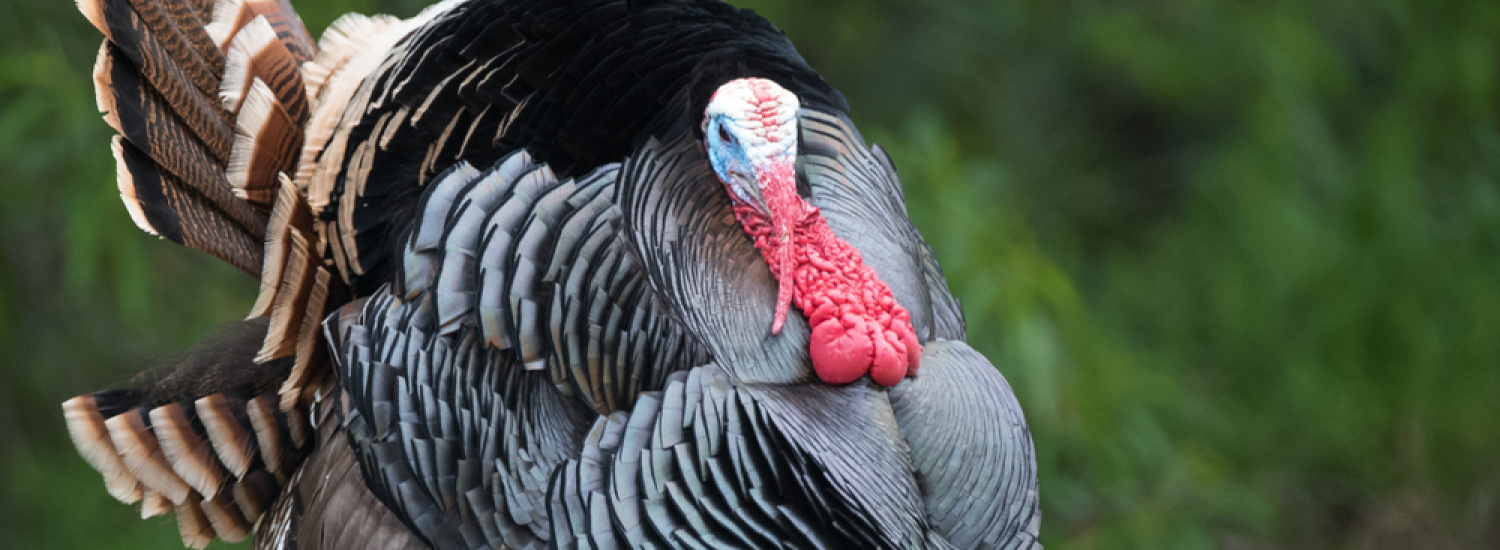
59 0 1040 548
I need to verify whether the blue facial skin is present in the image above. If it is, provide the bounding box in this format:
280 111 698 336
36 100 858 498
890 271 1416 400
705 115 761 211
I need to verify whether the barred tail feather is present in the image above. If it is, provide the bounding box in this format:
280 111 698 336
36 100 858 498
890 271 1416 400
201 490 252 542
248 176 311 317
222 15 309 123
112 136 264 274
205 0 314 60
105 410 193 505
141 489 172 519
244 176 335 426
73 0 336 545
194 393 256 478
227 79 303 209
61 320 310 547
150 403 228 500
175 494 215 549
98 45 244 216
84 2 235 156
84 0 317 275
62 395 145 504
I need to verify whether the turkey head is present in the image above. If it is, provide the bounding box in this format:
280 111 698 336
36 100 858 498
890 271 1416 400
704 77 922 387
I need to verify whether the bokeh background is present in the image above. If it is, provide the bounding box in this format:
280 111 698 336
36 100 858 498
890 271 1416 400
2 0 1497 548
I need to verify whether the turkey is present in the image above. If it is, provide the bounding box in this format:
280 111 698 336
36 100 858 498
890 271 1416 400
59 0 1040 548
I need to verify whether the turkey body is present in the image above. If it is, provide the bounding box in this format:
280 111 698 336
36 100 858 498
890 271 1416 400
60 0 1040 548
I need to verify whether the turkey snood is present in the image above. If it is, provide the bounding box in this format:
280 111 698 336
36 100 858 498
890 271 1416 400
705 78 921 386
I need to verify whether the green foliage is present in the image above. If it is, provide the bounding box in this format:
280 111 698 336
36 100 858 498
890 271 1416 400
2 0 1496 548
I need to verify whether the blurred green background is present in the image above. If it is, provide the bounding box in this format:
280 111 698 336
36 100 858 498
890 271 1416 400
2 0 1497 548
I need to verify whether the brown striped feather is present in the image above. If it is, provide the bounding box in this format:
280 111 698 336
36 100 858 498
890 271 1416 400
101 44 269 235
88 0 235 152
248 176 311 318
186 0 211 20
205 0 314 60
140 488 171 519
150 0 223 75
226 78 302 209
283 400 308 448
193 394 256 478
257 227 314 362
123 0 222 96
221 15 308 124
114 138 264 275
200 489 251 542
61 396 144 504
174 493 215 549
280 266 331 415
105 410 192 505
105 47 230 185
149 403 227 499
232 469 279 520
245 395 286 474
79 0 223 98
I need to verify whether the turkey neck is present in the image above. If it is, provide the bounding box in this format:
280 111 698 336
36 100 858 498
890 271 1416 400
733 162 923 387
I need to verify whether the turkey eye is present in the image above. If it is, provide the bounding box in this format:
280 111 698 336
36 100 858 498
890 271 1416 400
717 124 733 144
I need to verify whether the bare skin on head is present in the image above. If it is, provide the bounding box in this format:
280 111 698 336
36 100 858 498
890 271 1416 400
704 77 921 386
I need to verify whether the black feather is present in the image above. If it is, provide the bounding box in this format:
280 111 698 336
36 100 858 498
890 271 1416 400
324 0 846 296
123 318 291 408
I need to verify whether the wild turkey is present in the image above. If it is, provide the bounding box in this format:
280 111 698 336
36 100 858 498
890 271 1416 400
60 0 1040 548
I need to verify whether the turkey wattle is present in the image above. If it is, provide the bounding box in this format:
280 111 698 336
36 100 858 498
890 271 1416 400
57 0 1040 548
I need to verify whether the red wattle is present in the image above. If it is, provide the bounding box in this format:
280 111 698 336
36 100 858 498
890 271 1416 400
808 316 873 385
730 160 922 387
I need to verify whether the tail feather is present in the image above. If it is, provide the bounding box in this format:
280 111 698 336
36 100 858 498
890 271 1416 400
85 0 319 276
87 4 235 156
141 489 172 518
186 0 212 19
206 0 315 60
297 13 410 207
113 136 264 274
150 402 228 500
257 227 314 362
86 0 225 99
61 320 311 546
281 267 331 417
71 0 357 545
228 79 303 209
222 16 309 123
248 176 312 317
105 409 193 505
245 394 291 475
299 14 399 102
174 494 215 549
62 395 145 504
194 393 256 478
232 469 280 519
98 43 233 172
146 0 225 74
201 490 252 543
249 177 336 423
71 386 310 545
